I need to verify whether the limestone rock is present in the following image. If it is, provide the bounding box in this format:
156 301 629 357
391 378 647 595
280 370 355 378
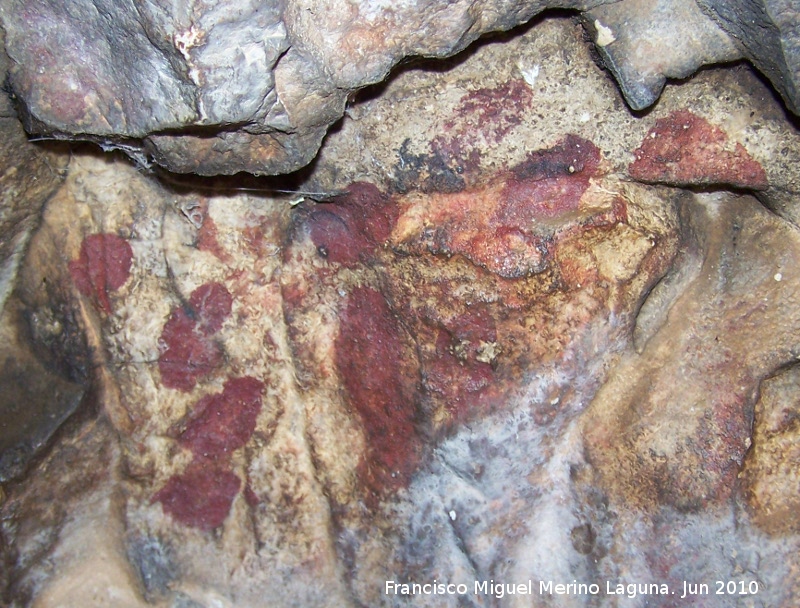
0 21 74 484
0 0 610 176
742 365 800 536
2 0 800 176
584 192 800 511
585 0 741 110
698 0 800 115
2 14 800 608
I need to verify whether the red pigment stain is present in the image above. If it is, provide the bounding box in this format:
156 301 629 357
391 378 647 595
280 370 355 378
188 282 233 334
334 286 421 494
691 359 755 506
153 460 241 531
197 216 230 263
177 376 264 458
158 282 232 391
69 233 133 314
244 484 260 507
500 134 601 221
395 135 603 278
431 79 534 176
423 306 498 423
306 182 397 266
242 222 273 258
447 79 533 144
629 109 768 189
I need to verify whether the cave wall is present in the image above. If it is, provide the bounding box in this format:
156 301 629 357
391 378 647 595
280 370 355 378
1 5 800 608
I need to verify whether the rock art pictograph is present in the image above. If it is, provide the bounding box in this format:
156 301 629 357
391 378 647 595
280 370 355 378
1 13 800 608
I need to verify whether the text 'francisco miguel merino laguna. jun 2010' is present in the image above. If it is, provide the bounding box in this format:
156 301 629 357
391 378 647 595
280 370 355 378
384 578 761 600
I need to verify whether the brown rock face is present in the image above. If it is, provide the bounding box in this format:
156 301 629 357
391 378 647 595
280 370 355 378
2 14 800 608
742 366 800 535
584 193 800 511
0 0 609 176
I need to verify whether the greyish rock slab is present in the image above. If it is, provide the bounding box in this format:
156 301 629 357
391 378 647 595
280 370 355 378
0 0 609 175
3 0 800 176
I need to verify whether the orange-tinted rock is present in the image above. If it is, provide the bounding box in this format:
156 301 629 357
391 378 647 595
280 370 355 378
583 194 800 511
391 135 617 278
741 367 800 535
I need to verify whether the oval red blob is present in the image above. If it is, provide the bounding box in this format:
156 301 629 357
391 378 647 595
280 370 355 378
153 460 241 531
158 282 233 391
178 376 264 458
69 233 133 313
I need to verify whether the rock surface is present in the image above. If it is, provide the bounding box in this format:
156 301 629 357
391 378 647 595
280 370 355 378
0 22 76 485
2 0 800 176
1 13 800 608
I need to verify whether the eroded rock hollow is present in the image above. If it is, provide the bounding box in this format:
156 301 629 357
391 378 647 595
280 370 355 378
1 5 800 608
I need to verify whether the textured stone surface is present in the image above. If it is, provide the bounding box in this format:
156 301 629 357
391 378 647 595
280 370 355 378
2 14 800 608
742 365 800 536
2 0 800 176
585 0 741 110
0 0 608 176
699 0 800 115
0 20 75 484
585 192 800 511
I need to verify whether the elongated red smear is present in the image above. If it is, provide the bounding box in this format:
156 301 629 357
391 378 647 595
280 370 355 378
334 286 421 495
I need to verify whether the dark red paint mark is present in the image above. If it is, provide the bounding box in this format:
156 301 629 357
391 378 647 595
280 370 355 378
69 233 133 314
629 109 768 189
306 182 397 266
158 282 232 391
153 460 241 531
405 135 602 278
501 134 601 221
177 376 264 458
334 286 421 495
244 484 260 507
447 79 534 145
409 300 501 424
307 209 362 265
158 311 225 391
